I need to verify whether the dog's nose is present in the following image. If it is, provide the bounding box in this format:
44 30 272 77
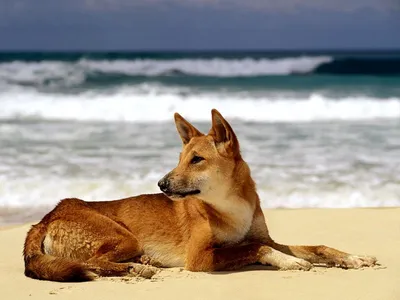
158 177 170 193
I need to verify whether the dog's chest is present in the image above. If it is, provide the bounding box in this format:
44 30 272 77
212 202 254 246
212 220 252 246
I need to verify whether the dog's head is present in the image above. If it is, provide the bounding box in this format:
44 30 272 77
158 109 247 203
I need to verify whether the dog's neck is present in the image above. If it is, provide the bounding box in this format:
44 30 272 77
211 159 257 213
201 161 258 245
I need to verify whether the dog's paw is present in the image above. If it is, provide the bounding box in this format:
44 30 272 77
136 255 164 268
338 255 377 269
141 255 152 265
279 257 313 271
128 263 160 279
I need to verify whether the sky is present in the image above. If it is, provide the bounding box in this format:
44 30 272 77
0 0 399 50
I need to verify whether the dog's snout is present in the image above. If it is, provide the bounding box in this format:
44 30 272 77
158 177 170 193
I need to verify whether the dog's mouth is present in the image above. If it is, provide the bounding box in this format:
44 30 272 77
164 189 201 198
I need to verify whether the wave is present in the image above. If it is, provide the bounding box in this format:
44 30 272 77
0 57 332 87
1 87 399 122
1 55 400 88
79 56 333 76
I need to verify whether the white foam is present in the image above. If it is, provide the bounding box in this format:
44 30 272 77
0 175 161 208
0 87 399 122
0 176 398 215
0 61 85 87
78 56 332 76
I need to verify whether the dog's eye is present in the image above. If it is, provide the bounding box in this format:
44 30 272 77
191 156 204 164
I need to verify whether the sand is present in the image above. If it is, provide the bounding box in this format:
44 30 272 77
0 208 399 300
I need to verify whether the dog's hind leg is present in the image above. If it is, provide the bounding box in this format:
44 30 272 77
270 243 377 269
44 208 159 279
84 238 159 279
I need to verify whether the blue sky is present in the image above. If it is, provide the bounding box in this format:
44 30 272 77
0 0 399 50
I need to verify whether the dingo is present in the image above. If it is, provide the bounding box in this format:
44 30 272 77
23 109 377 282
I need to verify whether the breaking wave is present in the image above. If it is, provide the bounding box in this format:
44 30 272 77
0 56 332 87
1 87 399 122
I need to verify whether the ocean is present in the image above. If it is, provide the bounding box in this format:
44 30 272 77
0 50 399 225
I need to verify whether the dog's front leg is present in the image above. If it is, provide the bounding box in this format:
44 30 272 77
186 243 261 271
185 243 312 272
257 245 313 270
270 243 377 269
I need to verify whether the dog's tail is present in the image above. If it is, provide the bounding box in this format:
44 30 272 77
23 222 96 282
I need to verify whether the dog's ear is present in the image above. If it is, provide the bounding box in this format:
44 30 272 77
174 113 204 145
208 109 240 158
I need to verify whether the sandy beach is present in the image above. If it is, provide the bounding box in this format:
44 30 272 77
1 208 399 300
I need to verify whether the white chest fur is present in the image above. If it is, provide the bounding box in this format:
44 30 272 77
211 197 255 246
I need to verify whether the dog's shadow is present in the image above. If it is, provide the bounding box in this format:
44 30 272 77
209 263 278 276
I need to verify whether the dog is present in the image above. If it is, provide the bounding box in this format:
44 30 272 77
23 109 377 282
